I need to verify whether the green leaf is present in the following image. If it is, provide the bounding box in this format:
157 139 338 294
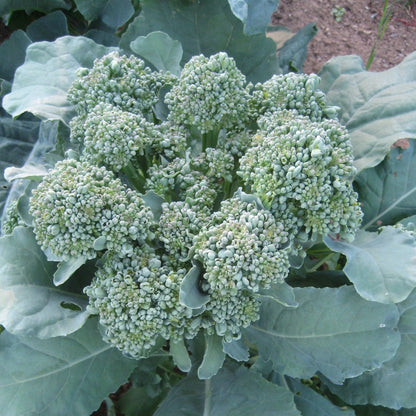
324 228 416 304
278 23 318 73
75 0 134 29
198 334 226 380
286 378 355 416
355 139 416 230
26 11 69 42
53 256 88 286
118 386 169 416
0 30 32 83
0 0 71 14
227 0 280 35
155 363 301 416
3 36 114 124
142 191 164 221
222 338 249 362
130 31 183 76
0 227 90 338
319 52 416 172
326 290 416 410
244 286 400 384
180 265 210 309
119 0 280 83
4 164 48 182
0 318 138 416
259 282 298 308
0 112 40 217
170 338 192 373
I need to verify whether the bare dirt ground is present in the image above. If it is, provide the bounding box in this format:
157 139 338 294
272 0 416 73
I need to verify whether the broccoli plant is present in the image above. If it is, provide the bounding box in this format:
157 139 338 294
1 2 416 416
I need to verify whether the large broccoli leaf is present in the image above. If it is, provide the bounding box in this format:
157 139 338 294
119 0 280 83
319 51 416 172
324 227 416 304
326 290 416 410
244 285 400 384
0 318 137 416
3 36 114 124
154 363 301 416
0 227 90 338
354 139 416 230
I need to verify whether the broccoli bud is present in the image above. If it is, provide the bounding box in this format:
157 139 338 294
29 159 154 260
165 52 251 134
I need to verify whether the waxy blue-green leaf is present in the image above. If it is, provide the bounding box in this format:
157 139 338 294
286 378 355 416
130 31 183 76
0 30 32 84
324 228 416 304
0 112 39 217
26 10 69 42
180 265 210 309
319 51 416 172
198 334 226 380
327 290 416 410
170 338 192 373
0 318 138 416
4 164 48 182
244 286 400 384
119 0 280 83
74 0 134 29
53 256 88 286
0 0 71 15
0 227 90 338
3 36 114 124
155 364 301 416
355 139 416 230
227 0 280 35
354 406 416 416
277 22 318 73
223 338 249 362
259 282 298 308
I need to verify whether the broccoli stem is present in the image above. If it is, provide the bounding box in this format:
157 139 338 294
202 127 220 151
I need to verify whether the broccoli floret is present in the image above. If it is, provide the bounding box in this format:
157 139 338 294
158 200 211 265
70 103 151 172
194 195 290 295
67 51 176 117
84 246 200 358
1 200 25 235
29 159 154 260
165 52 251 134
204 287 261 343
251 72 339 122
239 111 363 242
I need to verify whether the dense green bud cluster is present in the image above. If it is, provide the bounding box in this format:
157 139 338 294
217 129 253 159
192 148 235 184
147 122 188 161
251 72 338 122
29 159 154 260
204 288 260 343
70 103 150 171
67 51 176 117
165 52 251 133
84 247 200 358
158 201 211 264
239 112 362 241
1 200 25 235
194 196 290 294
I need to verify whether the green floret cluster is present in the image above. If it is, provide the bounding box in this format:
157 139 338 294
165 52 251 134
21 49 363 363
84 246 200 358
251 72 339 121
67 51 176 117
239 111 362 242
194 196 290 295
70 103 150 172
1 199 25 235
29 159 154 260
158 200 211 265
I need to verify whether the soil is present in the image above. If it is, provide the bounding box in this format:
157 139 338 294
272 0 416 73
